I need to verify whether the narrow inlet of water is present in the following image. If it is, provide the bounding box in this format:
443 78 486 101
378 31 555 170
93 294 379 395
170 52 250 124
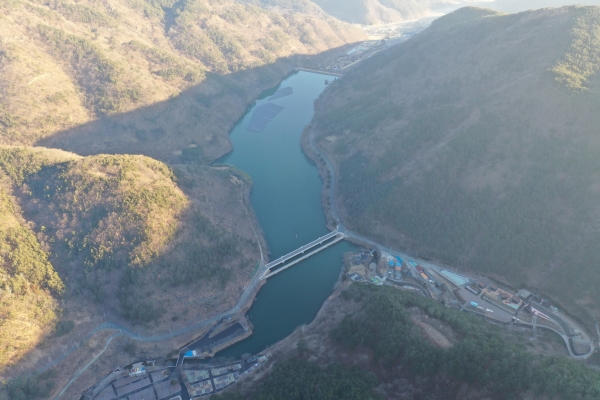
215 71 355 359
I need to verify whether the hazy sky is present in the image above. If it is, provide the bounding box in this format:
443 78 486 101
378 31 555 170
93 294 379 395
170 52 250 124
481 0 600 12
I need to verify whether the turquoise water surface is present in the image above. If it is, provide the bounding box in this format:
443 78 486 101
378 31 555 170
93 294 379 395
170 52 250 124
216 71 355 358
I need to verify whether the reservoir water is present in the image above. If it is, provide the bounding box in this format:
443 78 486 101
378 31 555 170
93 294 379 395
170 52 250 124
216 71 355 358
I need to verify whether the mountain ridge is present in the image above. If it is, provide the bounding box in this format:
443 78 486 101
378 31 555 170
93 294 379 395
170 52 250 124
0 0 365 158
311 5 600 325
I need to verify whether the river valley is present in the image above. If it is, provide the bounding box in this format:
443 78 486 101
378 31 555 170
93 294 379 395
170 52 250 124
74 71 358 400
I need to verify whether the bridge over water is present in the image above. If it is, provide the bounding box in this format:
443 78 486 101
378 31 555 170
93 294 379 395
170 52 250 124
262 229 346 279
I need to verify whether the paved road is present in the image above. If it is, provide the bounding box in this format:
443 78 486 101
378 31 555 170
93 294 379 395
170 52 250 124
45 261 270 397
296 68 343 77
240 182 264 265
515 319 593 359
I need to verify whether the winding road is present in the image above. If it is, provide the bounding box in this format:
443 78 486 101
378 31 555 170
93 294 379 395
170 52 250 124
515 319 594 359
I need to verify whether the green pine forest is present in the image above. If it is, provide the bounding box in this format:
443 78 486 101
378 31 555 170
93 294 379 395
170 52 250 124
312 6 600 327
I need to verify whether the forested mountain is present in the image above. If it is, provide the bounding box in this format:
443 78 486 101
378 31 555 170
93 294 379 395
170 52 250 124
0 146 264 373
311 6 600 324
0 0 364 159
0 156 64 371
0 0 363 378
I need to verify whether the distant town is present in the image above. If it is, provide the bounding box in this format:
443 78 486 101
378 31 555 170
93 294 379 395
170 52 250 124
321 17 435 72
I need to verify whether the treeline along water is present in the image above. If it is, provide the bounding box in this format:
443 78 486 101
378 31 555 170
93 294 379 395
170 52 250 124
216 71 355 359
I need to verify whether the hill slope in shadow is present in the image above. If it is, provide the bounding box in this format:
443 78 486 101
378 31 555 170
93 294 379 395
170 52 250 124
311 6 600 326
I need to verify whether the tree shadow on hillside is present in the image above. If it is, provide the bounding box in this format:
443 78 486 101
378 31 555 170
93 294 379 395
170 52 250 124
35 48 348 163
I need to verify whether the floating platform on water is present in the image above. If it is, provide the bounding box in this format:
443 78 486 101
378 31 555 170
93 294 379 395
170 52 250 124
268 86 293 101
246 102 284 133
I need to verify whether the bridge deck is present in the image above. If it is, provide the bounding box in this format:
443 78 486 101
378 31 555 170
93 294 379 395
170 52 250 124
265 230 341 270
263 235 345 279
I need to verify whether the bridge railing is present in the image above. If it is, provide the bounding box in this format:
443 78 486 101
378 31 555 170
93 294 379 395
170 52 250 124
265 229 341 269
263 235 345 279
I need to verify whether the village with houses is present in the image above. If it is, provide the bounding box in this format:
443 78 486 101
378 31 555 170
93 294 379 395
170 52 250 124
345 248 595 359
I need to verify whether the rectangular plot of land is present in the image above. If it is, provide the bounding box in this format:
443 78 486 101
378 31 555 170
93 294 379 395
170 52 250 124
154 379 181 399
190 379 213 396
117 378 150 396
94 385 117 400
114 376 143 388
210 367 228 376
213 373 235 390
183 370 209 384
127 386 156 400
440 269 470 286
